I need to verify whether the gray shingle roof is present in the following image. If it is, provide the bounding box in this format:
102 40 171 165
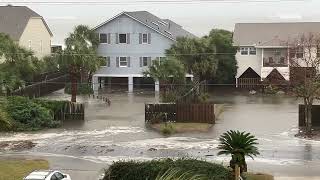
233 22 320 47
94 11 196 41
0 5 52 40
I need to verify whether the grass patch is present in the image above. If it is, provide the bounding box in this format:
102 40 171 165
0 159 49 179
243 172 274 180
152 123 213 134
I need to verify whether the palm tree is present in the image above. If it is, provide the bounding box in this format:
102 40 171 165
62 25 101 102
217 130 260 173
143 58 186 102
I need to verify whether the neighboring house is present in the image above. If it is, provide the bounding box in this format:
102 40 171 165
233 22 320 88
0 5 53 58
92 11 195 92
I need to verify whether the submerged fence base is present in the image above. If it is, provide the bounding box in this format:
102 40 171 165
54 102 85 121
145 103 215 124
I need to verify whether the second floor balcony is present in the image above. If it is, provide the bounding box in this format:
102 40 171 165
262 48 289 67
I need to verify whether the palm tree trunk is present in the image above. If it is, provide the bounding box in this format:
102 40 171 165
306 103 312 134
234 164 240 180
70 65 77 102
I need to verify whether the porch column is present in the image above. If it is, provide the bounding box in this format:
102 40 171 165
236 78 238 88
92 75 99 94
261 48 264 81
128 76 133 93
107 77 112 88
155 80 160 92
101 78 105 88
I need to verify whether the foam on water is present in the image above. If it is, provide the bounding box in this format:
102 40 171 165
0 126 144 143
120 137 219 150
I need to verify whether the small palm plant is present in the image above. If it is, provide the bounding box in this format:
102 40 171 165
156 168 205 180
217 130 260 173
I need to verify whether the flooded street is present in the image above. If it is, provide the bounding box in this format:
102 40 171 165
1 88 320 179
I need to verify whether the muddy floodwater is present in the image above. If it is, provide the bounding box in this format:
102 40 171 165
1 88 320 180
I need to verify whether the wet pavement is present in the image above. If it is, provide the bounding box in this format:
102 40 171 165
1 88 320 179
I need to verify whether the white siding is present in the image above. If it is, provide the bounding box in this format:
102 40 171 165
236 48 262 78
19 17 51 58
95 14 174 76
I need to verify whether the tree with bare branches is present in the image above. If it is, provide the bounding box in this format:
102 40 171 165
289 33 320 134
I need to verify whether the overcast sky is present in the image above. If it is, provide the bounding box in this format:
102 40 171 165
1 0 320 44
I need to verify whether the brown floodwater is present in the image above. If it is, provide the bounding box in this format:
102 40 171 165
1 88 320 180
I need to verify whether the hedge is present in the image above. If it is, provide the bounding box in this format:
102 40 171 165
103 158 231 180
0 96 63 131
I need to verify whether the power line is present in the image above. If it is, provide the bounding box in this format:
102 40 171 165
0 0 307 5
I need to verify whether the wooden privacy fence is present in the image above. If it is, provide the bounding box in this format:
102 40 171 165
10 74 68 98
54 102 85 121
145 103 215 124
237 78 261 89
299 104 320 127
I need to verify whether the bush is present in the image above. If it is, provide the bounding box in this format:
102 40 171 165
160 122 175 135
33 99 68 118
64 83 93 95
103 158 231 180
0 107 12 131
4 96 60 131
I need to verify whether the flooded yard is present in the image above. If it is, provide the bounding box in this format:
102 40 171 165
1 88 320 179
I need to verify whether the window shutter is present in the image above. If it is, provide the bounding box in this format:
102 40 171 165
115 33 119 44
116 57 119 67
127 56 131 67
107 56 110 67
127 33 130 44
147 57 152 66
148 33 151 44
108 33 111 44
139 33 142 44
140 57 143 67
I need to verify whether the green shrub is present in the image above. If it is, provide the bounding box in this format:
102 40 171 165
0 107 12 131
4 96 60 131
103 158 231 180
160 122 175 135
33 99 68 118
64 83 93 95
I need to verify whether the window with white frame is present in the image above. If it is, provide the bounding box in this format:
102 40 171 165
99 33 108 43
249 47 256 55
142 33 148 44
142 57 148 66
119 34 127 44
119 57 128 67
240 47 249 55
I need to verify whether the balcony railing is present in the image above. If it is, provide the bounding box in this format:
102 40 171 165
263 57 288 67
